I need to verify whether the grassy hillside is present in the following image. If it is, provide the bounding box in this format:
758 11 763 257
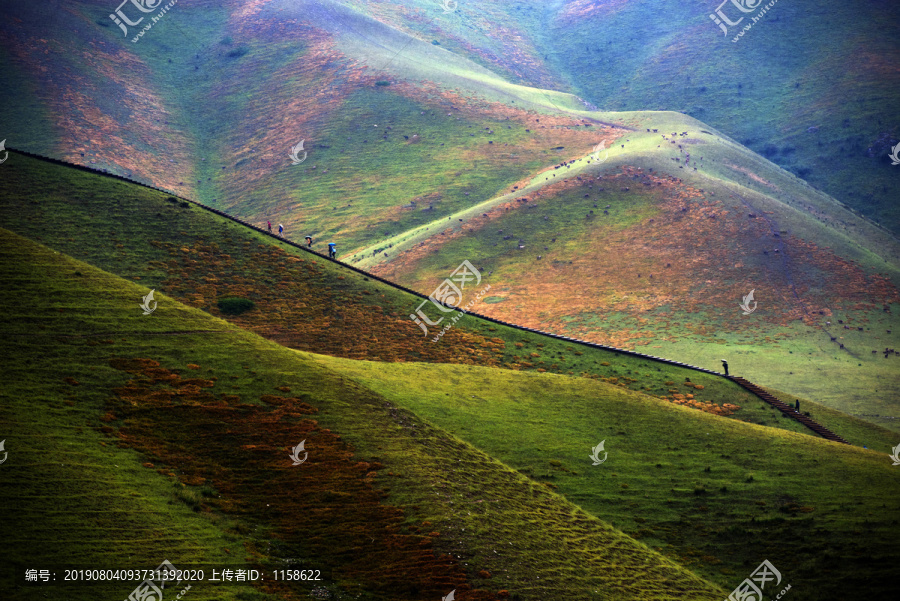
2 218 897 600
2 1 897 426
0 0 627 252
1 4 898 599
0 226 735 600
321 0 900 233
358 113 900 425
1 152 814 437
309 354 900 601
541 0 900 232
1 154 895 599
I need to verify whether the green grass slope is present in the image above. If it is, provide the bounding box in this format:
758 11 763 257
540 0 900 232
357 112 900 426
2 0 897 237
0 152 823 440
0 226 731 600
321 0 900 233
309 355 900 601
0 0 625 252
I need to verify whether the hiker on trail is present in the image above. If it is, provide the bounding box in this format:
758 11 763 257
305 236 313 248
795 399 800 411
278 223 284 237
328 243 336 259
267 221 272 233
721 359 729 376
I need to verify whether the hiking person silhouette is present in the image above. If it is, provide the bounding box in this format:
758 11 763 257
305 236 312 248
795 399 800 411
328 243 336 259
278 223 284 237
721 359 729 376
267 221 272 233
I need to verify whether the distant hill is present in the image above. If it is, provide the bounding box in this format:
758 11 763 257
358 112 900 426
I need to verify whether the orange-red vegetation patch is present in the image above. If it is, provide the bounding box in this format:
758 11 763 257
156 238 503 367
665 395 741 417
381 165 900 349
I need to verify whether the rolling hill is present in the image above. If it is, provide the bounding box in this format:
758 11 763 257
1 3 899 598
1 158 899 600
359 111 900 426
2 0 899 230
0 0 897 424
0 226 730 600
